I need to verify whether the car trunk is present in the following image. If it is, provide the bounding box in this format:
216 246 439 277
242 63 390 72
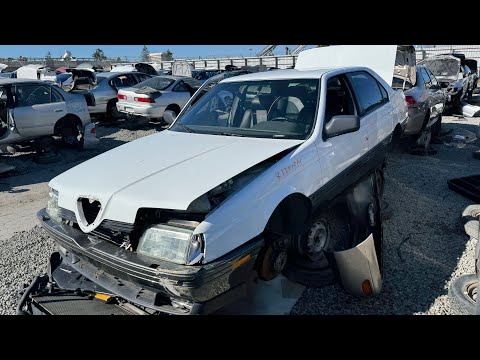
118 87 161 106
393 45 416 90
134 63 157 76
70 69 97 90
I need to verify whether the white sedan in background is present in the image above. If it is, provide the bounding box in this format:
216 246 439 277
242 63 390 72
116 75 201 122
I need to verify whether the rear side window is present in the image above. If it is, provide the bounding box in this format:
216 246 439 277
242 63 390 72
347 71 388 116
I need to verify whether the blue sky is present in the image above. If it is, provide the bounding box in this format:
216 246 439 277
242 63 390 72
0 45 303 59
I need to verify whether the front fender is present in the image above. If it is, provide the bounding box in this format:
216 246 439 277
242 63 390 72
196 143 320 262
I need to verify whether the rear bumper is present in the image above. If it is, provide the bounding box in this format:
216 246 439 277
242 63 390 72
36 209 263 314
403 109 425 136
116 102 166 119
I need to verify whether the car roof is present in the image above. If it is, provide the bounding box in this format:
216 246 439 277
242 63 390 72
0 78 47 85
221 68 334 83
156 75 188 80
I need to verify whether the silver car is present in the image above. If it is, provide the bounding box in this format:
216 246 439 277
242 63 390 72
116 76 201 120
392 65 445 142
418 55 469 108
0 79 96 147
70 70 153 119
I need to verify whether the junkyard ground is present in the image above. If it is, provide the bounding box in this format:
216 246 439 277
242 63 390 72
1 107 479 315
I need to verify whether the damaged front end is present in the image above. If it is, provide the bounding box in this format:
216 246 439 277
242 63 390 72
19 158 282 315
17 209 264 315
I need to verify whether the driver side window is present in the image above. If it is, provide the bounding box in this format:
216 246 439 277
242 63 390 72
324 76 356 125
16 85 51 107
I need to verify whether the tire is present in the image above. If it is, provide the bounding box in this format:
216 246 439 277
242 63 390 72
448 274 478 315
107 100 122 121
464 220 479 239
295 202 352 264
462 205 480 224
57 118 83 149
165 105 180 117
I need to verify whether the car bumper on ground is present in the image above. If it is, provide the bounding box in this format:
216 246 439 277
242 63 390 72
27 209 263 315
116 102 167 119
403 109 425 136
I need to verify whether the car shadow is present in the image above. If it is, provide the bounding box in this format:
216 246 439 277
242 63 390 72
0 124 163 190
292 121 480 314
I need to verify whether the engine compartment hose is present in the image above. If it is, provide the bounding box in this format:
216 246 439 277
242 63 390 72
16 276 40 315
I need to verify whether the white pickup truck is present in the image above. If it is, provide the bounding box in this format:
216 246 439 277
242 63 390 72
22 46 408 315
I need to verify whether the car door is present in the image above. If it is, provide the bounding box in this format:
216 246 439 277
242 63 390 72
346 71 389 149
12 83 67 137
424 68 445 117
171 80 192 107
317 74 369 180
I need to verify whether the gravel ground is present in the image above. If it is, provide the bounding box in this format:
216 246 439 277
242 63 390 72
1 111 480 315
292 114 480 315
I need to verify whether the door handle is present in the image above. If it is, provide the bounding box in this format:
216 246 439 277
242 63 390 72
54 109 63 113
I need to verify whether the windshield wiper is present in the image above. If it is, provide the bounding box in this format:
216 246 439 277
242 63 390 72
176 124 195 133
219 132 245 137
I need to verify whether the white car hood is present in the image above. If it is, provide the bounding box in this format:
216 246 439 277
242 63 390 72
51 130 302 229
295 45 397 86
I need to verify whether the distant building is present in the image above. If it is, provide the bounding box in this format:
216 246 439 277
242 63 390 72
149 52 163 62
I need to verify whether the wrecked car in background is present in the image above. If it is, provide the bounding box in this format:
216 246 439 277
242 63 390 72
465 59 478 96
418 55 469 109
69 71 153 120
20 45 408 315
0 79 97 149
392 47 445 146
116 75 201 122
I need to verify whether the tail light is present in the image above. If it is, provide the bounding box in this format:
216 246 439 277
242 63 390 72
134 97 155 103
405 96 416 105
90 127 96 134
117 94 126 100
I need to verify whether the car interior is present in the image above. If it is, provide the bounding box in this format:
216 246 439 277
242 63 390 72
324 76 356 124
234 81 318 136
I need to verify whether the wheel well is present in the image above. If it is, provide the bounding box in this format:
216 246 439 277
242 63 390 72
107 98 118 111
54 114 82 136
265 193 312 236
166 104 181 115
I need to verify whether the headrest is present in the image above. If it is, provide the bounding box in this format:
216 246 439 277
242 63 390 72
252 94 275 109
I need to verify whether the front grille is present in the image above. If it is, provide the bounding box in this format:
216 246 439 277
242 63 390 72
79 198 101 225
58 207 133 246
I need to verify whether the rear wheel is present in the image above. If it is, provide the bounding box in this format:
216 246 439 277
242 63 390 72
55 117 83 149
106 100 122 121
165 104 180 117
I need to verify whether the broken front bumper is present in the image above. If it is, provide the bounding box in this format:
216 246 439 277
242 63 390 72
32 209 263 315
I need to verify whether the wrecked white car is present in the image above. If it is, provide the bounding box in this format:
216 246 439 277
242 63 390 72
21 46 407 315
0 79 98 149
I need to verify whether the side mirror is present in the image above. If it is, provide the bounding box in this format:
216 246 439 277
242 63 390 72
163 110 177 124
324 115 360 139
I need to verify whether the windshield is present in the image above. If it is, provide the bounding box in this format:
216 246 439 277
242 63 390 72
420 58 459 77
170 79 319 139
133 76 175 90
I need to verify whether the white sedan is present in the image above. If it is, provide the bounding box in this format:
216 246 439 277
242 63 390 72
115 75 201 121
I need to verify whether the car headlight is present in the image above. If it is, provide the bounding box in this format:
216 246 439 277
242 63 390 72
137 224 205 265
46 187 62 224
